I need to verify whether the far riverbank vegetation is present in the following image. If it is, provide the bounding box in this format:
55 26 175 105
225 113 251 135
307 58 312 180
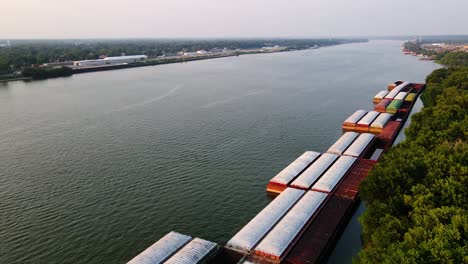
0 38 366 80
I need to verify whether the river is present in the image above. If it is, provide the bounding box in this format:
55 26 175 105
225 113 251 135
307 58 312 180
0 40 439 263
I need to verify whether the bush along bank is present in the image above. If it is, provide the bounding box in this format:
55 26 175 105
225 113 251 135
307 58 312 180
21 66 74 80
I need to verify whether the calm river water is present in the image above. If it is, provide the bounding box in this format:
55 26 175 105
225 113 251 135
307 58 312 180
0 40 439 263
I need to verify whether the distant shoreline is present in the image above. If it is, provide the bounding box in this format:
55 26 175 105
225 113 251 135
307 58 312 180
2 46 325 82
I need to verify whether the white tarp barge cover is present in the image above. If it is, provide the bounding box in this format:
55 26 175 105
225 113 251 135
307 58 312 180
290 153 339 189
269 151 320 185
343 110 367 124
311 156 357 193
326 132 359 155
127 231 191 264
225 188 305 254
371 113 392 128
254 191 328 258
164 238 217 264
395 92 408 100
357 111 380 126
343 133 375 157
385 81 409 99
374 90 388 99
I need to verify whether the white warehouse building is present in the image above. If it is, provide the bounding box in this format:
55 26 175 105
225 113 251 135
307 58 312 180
73 55 147 67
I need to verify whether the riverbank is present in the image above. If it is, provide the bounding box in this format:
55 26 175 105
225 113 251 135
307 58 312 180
71 49 258 74
355 65 467 263
3 45 331 82
0 76 32 82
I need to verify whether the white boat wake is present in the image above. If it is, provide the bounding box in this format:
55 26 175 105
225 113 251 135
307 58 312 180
201 89 265 108
109 84 184 113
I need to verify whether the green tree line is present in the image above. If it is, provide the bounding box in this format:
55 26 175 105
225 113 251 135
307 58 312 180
22 67 73 80
438 51 468 67
355 57 468 263
0 38 366 72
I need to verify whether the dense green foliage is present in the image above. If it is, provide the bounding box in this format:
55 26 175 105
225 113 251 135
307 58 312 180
22 66 73 79
0 57 11 74
438 52 468 67
421 67 468 106
355 63 468 263
0 38 366 71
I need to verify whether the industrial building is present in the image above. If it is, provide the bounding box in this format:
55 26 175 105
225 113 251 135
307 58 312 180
73 55 147 67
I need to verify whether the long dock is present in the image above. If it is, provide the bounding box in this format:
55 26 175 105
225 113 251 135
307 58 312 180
127 81 425 264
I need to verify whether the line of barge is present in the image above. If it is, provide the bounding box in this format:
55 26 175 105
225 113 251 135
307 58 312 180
226 81 425 264
127 81 425 264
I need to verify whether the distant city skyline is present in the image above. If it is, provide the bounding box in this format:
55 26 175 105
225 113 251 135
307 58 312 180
1 0 467 39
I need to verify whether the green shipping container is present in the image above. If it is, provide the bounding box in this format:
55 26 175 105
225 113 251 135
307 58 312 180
386 100 402 114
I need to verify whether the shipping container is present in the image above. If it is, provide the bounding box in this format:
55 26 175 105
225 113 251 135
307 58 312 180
373 90 389 103
386 99 403 114
284 196 354 264
127 231 191 264
164 238 217 264
369 113 392 133
404 93 417 102
311 156 357 193
290 154 339 190
387 82 397 91
225 188 305 254
326 132 359 155
342 110 367 130
394 92 407 100
355 111 379 132
253 191 328 261
374 98 392 113
343 133 375 158
267 151 320 193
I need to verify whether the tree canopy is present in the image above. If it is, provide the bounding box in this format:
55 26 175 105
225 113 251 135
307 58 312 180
355 56 468 263
438 51 468 67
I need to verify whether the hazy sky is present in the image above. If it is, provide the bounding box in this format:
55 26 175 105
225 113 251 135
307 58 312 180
1 0 467 38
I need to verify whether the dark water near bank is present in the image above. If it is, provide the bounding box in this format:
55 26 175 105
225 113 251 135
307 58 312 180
0 41 438 264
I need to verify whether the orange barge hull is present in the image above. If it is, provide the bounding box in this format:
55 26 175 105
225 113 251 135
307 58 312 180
354 125 370 132
266 182 288 194
342 123 357 131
